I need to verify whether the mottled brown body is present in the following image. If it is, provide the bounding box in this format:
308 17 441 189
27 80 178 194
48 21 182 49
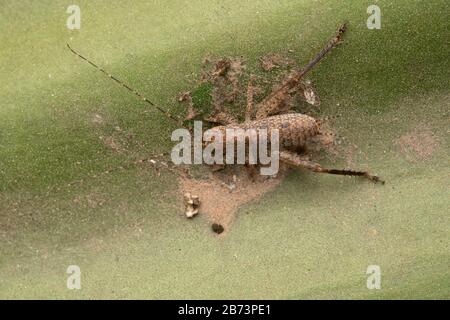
209 113 320 151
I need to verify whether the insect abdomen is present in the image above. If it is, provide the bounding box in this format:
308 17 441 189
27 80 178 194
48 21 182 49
273 113 320 149
209 113 319 149
240 113 319 149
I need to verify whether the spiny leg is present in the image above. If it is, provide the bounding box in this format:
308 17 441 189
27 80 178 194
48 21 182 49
205 111 238 126
255 72 296 120
178 91 198 121
245 75 256 122
297 22 347 78
206 61 239 125
280 151 384 184
255 23 347 120
226 69 240 103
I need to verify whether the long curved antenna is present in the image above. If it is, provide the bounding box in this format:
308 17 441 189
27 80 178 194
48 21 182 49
67 44 180 124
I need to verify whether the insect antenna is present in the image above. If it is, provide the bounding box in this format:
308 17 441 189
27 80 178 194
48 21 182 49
67 44 181 125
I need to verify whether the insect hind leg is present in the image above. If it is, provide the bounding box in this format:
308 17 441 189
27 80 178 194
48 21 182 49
280 151 384 184
315 167 384 184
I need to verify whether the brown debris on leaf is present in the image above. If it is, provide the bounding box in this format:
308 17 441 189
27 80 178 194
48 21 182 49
260 53 294 71
211 223 225 234
204 57 245 106
395 126 439 162
101 136 122 153
211 58 231 78
301 80 321 106
180 166 285 234
92 113 105 125
184 192 200 218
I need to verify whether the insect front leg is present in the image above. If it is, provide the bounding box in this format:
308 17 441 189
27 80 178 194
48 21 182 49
280 151 384 184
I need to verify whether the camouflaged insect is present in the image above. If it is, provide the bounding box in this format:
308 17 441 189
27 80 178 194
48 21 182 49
68 23 383 184
197 23 383 183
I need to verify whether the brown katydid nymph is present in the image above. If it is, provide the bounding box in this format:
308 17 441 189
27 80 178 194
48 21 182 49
68 23 384 233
